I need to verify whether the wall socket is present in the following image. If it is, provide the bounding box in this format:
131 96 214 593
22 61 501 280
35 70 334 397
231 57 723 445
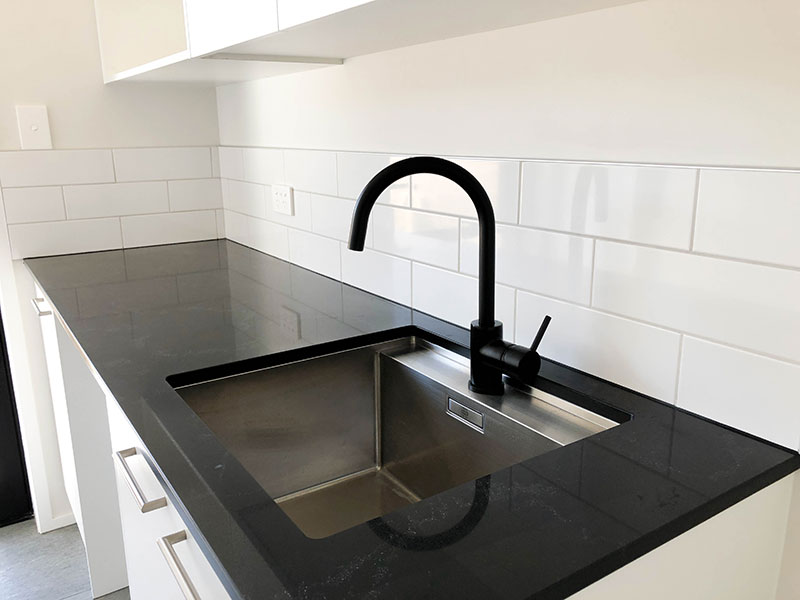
271 184 294 216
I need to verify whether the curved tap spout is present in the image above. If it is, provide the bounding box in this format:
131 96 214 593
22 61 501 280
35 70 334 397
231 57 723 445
348 156 550 395
348 157 496 327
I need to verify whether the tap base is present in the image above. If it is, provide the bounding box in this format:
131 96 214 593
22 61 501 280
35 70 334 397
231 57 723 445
469 320 505 395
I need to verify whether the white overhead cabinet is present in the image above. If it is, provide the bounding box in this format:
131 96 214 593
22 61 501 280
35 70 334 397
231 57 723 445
94 0 644 84
185 0 278 57
276 0 374 30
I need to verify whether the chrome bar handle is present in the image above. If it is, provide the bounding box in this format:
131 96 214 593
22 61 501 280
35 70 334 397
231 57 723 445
114 447 167 513
158 531 201 600
31 297 52 317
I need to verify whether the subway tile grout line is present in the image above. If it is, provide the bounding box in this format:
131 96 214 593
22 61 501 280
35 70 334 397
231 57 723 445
511 288 518 343
673 334 685 406
217 145 800 174
457 218 461 272
60 185 68 219
689 170 701 251
588 239 597 306
4 207 220 227
110 148 118 182
4 144 800 175
515 161 523 225
0 177 214 191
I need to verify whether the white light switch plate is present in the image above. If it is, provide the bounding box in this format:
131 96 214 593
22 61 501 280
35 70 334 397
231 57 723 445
271 184 294 216
16 105 52 149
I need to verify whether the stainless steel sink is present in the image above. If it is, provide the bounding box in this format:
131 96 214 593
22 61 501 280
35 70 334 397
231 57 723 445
172 336 618 539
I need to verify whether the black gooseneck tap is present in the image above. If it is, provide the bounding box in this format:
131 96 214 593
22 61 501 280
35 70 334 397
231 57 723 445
348 156 551 395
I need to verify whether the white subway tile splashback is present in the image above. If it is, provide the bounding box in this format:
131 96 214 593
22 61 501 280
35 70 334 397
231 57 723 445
341 248 411 306
168 179 222 212
516 291 681 401
694 169 800 268
461 220 593 304
412 263 515 331
222 179 266 218
336 152 410 206
210 147 220 178
593 241 800 363
242 147 284 184
284 150 337 195
678 337 800 450
8 218 122 259
215 209 225 239
288 230 341 279
520 163 697 249
223 209 250 247
3 187 65 224
412 158 519 223
250 218 290 260
113 147 212 182
218 147 245 180
0 150 114 187
373 205 459 269
64 182 168 219
310 194 367 243
121 210 217 247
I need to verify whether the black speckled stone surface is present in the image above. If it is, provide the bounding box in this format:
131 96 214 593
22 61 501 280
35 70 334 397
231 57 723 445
25 240 799 600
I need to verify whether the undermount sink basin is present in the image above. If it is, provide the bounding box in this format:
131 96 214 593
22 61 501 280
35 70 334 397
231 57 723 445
171 334 620 539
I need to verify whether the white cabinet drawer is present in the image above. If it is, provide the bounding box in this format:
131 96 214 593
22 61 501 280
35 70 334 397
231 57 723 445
107 396 232 600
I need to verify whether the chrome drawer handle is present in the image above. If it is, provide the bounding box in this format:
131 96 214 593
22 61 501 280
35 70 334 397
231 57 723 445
31 297 52 317
114 447 167 513
158 531 201 600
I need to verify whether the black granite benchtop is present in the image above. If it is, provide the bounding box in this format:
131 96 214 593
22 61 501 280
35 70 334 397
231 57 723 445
25 240 799 600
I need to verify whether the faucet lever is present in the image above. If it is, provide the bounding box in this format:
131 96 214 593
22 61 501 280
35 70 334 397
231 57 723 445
530 315 551 352
474 314 552 392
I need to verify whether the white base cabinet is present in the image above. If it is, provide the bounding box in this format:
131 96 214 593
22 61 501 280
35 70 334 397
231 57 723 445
35 292 128 598
106 396 232 600
569 472 797 600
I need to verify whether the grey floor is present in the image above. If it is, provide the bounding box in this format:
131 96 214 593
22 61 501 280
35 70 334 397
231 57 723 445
0 519 130 600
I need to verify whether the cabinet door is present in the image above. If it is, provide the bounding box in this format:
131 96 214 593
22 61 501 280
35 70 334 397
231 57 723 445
37 299 82 530
54 319 128 597
185 0 279 56
107 397 232 600
277 0 375 29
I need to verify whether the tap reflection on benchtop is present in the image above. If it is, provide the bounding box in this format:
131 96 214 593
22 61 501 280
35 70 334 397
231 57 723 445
25 239 800 600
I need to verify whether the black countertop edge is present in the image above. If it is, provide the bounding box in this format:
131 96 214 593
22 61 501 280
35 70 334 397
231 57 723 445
23 240 800 600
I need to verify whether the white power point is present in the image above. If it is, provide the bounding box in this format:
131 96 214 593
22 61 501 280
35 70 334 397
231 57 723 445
271 184 295 216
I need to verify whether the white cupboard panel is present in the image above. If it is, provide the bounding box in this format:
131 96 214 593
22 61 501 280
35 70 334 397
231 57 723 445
278 0 375 29
186 0 278 57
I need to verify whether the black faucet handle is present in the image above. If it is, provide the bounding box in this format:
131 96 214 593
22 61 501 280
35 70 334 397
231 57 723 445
476 315 552 389
529 315 552 352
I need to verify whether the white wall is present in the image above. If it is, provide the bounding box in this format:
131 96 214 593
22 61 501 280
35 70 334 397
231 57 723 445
215 0 800 452
218 0 800 169
0 0 218 150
